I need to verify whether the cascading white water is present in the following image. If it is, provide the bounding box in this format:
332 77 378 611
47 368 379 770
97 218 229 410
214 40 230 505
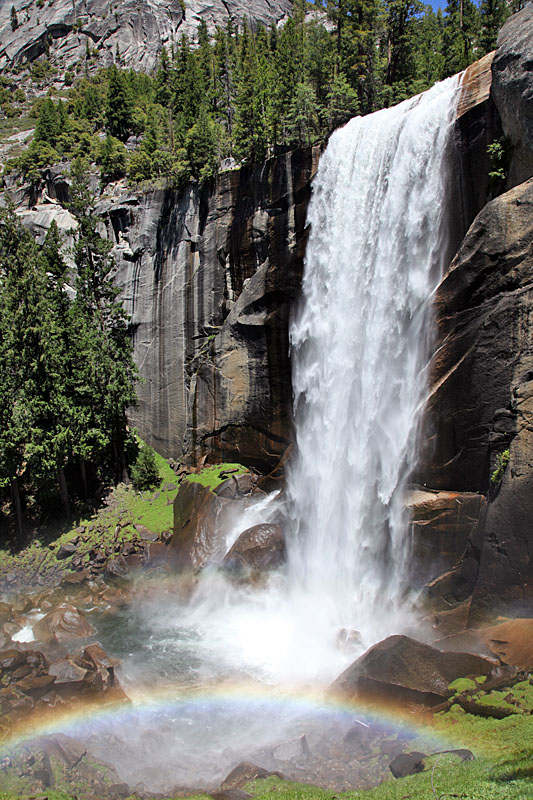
286 75 462 647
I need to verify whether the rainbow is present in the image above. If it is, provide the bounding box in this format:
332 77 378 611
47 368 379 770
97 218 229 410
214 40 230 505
0 680 455 754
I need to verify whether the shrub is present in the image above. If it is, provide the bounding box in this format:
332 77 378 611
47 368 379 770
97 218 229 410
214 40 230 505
131 443 160 492
491 448 510 486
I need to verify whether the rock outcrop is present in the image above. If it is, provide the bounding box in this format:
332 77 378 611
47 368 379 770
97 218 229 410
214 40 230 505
108 147 319 470
491 3 533 188
420 178 533 619
331 634 495 709
0 0 293 73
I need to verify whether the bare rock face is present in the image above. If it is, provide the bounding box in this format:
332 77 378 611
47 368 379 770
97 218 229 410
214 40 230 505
0 0 293 73
406 489 486 587
331 635 495 709
481 618 533 670
109 147 319 471
491 3 533 188
419 178 533 620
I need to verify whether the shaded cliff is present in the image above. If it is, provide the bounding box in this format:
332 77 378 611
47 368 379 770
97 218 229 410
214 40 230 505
107 147 319 471
417 5 533 622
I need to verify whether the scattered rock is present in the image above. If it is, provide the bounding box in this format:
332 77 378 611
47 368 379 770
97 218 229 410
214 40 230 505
56 542 77 560
389 751 427 778
33 605 95 642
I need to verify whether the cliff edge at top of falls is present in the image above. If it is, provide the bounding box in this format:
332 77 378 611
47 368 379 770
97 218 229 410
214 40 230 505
0 0 293 73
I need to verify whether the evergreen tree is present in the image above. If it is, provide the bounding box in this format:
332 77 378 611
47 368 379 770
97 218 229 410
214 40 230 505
10 5 18 31
106 65 134 141
442 0 480 77
325 71 360 128
35 98 60 145
287 81 322 146
68 158 138 483
478 0 510 53
383 0 423 89
131 442 160 492
412 6 445 90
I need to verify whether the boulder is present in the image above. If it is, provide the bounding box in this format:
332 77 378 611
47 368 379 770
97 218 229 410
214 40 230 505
56 541 78 560
169 480 238 572
41 733 86 768
389 751 426 778
143 541 169 568
481 619 533 669
331 635 495 708
82 643 120 671
271 734 311 764
47 659 87 691
32 605 95 642
222 523 285 574
220 762 273 790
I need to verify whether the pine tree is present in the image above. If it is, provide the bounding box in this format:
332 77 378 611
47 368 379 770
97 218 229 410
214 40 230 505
10 5 18 31
131 442 160 492
106 65 134 141
478 0 510 53
35 98 60 145
383 0 423 89
325 71 360 128
442 0 480 78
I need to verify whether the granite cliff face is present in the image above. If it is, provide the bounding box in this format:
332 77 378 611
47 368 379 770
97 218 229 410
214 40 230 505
417 5 533 623
0 0 293 73
104 148 319 471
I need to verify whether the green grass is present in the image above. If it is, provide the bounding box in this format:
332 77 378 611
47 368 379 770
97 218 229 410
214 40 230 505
0 454 251 585
183 462 248 491
0 680 530 800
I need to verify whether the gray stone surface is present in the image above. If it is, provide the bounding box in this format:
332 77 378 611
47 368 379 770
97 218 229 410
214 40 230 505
419 178 533 621
491 3 533 187
103 147 319 469
0 0 293 73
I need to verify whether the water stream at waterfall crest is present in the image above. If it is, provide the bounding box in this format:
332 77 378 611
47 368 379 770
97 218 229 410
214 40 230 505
40 75 464 791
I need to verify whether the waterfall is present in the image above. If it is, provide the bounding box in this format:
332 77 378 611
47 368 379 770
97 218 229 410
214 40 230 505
106 76 464 703
74 76 464 792
286 75 461 647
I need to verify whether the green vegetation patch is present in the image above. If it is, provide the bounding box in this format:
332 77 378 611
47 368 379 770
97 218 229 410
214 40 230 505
183 463 248 491
448 677 477 695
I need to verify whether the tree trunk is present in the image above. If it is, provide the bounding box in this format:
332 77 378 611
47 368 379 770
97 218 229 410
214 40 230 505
11 478 23 541
79 456 88 498
58 467 71 518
